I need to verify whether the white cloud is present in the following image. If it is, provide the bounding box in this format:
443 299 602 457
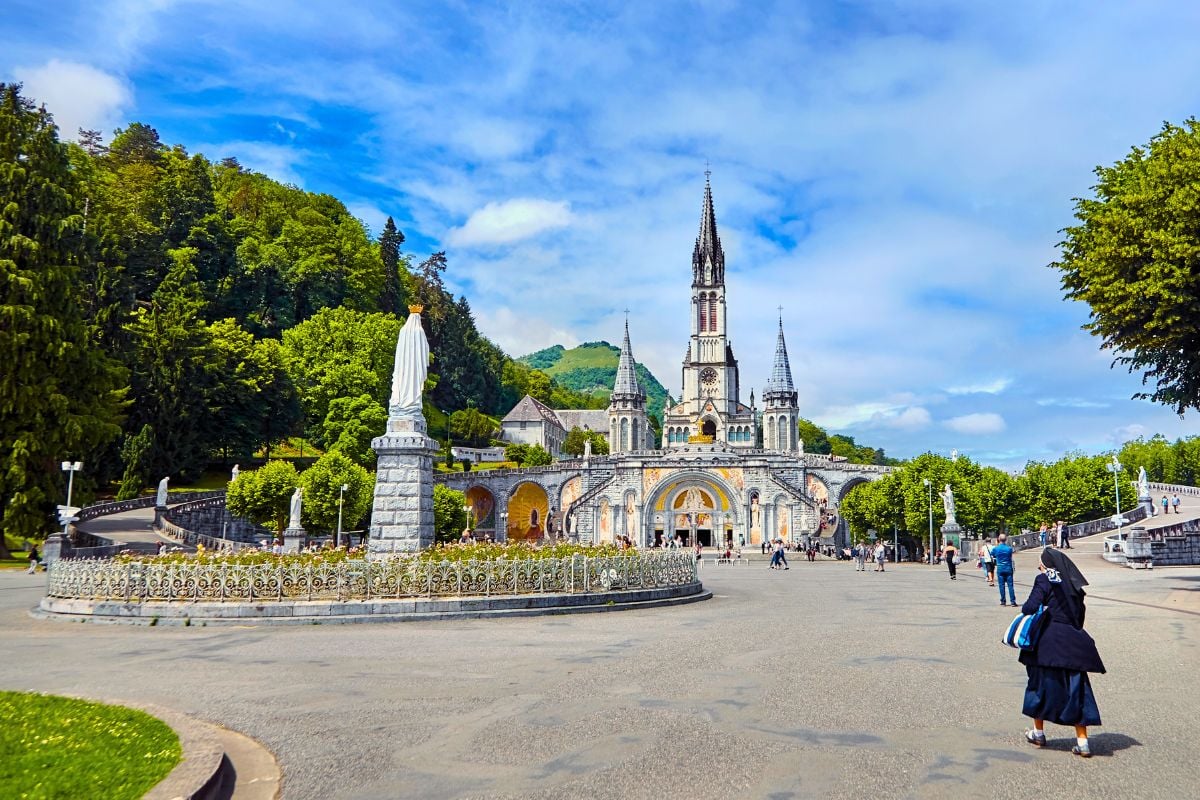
888 407 934 430
446 199 573 247
1109 424 1148 445
947 378 1012 395
195 140 309 186
13 60 131 140
945 413 1007 435
1036 397 1109 409
473 306 580 360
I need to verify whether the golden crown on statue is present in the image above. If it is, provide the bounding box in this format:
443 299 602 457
408 304 424 314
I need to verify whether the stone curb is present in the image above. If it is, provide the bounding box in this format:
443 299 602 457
50 698 229 800
33 583 710 626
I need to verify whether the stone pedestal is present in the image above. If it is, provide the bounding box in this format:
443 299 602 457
154 505 167 528
283 526 306 554
940 521 963 549
42 533 68 567
368 415 439 556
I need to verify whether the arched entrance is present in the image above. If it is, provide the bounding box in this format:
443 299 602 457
464 486 495 536
643 472 740 549
508 482 549 542
673 486 716 546
559 477 583 539
701 419 716 438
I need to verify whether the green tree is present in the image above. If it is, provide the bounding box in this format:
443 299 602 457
122 249 214 479
298 451 372 535
522 444 553 467
225 460 300 535
503 442 529 464
378 216 406 315
321 394 387 468
116 424 154 500
281 307 401 438
562 427 588 457
562 427 609 457
449 407 497 448
797 418 831 454
1117 435 1178 484
0 84 126 556
433 483 467 542
1053 119 1200 414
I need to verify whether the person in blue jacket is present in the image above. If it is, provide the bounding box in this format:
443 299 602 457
1019 548 1105 757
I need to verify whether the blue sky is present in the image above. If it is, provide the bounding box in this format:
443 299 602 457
7 0 1200 469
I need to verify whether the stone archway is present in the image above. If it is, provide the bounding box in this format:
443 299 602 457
643 472 741 549
464 486 495 535
508 482 549 542
701 419 716 438
559 477 583 539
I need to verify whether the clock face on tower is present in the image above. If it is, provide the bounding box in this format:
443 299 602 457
700 367 718 386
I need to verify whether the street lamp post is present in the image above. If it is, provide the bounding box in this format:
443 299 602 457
500 511 507 542
59 461 82 536
923 478 933 565
1108 456 1123 538
337 483 348 547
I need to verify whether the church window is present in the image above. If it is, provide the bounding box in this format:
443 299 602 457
708 295 718 332
767 417 775 449
698 294 707 332
620 418 629 451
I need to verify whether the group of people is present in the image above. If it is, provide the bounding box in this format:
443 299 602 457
967 534 1017 603
851 541 888 572
1037 521 1071 549
1159 494 1183 514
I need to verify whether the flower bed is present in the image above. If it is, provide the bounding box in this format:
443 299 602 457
46 548 697 603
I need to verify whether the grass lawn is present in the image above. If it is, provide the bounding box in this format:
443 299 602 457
0 692 181 799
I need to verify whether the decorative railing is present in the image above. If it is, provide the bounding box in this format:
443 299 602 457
45 552 699 603
1148 482 1200 497
75 491 225 523
156 518 256 553
1065 503 1149 539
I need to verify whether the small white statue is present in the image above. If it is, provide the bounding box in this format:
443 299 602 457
940 484 957 525
583 438 592 459
1137 466 1151 499
156 476 169 507
289 487 303 530
230 464 240 483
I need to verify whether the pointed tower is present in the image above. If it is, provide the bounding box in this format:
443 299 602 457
681 173 739 420
609 319 650 453
662 172 756 450
762 316 799 452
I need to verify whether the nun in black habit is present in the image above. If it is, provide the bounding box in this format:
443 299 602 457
1018 548 1105 757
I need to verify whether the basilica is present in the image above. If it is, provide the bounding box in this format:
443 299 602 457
439 178 888 549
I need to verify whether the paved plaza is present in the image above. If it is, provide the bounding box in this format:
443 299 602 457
2 543 1196 799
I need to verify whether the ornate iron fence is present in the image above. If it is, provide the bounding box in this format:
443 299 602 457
45 552 699 603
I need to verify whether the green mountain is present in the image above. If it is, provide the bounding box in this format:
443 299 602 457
518 342 670 419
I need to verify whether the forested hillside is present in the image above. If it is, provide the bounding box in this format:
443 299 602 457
0 84 599 550
519 341 669 416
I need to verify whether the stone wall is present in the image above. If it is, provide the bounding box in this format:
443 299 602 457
1149 521 1200 566
163 497 269 544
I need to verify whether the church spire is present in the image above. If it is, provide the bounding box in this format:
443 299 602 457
612 317 644 399
765 316 795 396
692 172 725 287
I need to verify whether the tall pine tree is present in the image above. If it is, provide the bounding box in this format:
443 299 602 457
0 84 126 556
378 216 406 314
